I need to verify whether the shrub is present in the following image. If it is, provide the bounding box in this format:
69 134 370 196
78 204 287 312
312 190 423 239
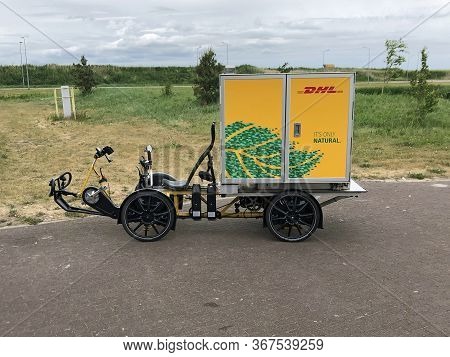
193 49 224 105
235 64 262 74
277 62 293 73
72 55 96 95
409 48 439 125
161 83 174 96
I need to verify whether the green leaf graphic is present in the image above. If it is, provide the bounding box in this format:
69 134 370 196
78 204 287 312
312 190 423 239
225 121 323 179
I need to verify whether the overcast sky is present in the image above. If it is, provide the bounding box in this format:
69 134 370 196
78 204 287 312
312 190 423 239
0 0 449 68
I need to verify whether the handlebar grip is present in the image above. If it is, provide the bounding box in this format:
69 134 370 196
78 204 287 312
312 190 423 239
103 146 114 155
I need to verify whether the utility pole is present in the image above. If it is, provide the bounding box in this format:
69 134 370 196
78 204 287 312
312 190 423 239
19 41 25 86
21 36 30 89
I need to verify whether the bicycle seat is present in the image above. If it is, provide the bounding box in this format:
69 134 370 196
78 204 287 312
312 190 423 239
162 179 188 190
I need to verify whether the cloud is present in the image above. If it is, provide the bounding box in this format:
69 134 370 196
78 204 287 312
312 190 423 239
100 38 123 50
41 45 81 56
0 0 448 68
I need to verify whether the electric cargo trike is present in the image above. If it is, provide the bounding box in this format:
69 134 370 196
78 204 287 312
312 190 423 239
49 73 366 242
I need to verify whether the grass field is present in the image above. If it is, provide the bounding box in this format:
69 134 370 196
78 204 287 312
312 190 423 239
0 86 449 226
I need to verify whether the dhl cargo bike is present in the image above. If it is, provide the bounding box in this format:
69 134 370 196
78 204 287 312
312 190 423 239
49 73 366 242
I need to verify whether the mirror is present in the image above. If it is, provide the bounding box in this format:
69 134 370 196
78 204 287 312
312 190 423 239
145 145 153 153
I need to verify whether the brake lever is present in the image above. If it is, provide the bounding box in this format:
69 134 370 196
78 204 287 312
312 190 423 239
105 154 112 163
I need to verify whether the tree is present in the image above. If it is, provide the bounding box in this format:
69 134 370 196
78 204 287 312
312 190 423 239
409 48 438 125
382 39 406 94
193 49 224 105
277 62 293 73
72 55 96 95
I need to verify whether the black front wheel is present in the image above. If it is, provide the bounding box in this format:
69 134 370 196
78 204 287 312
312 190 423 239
121 190 175 242
265 191 320 242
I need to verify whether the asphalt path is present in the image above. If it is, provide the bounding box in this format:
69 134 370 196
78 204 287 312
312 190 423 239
0 181 448 337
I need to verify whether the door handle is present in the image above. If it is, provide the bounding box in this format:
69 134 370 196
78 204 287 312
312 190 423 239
293 122 301 137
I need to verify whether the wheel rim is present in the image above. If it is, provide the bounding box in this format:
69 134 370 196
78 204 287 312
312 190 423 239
123 192 172 241
268 194 318 241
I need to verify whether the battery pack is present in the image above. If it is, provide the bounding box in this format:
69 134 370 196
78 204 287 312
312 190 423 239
207 184 217 220
191 184 201 220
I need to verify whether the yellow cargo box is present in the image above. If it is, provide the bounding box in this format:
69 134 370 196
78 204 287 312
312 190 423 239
220 73 355 185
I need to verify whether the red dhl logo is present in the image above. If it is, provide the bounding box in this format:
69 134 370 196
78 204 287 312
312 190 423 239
297 86 343 94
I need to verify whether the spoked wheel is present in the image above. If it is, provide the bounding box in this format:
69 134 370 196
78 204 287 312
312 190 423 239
265 191 321 242
121 190 175 242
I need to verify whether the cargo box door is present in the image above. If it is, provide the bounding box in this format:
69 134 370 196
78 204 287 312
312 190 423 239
221 75 286 184
286 74 354 182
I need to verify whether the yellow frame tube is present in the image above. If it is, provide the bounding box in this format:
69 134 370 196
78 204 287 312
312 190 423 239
54 89 59 116
78 159 97 195
70 87 77 120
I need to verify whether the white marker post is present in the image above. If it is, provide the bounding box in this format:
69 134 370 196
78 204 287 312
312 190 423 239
60 86 72 118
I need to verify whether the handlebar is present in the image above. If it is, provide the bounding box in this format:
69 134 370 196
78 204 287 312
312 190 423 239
48 171 75 197
94 146 114 161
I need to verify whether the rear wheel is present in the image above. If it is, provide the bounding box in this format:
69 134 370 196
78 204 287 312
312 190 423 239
121 190 175 242
265 191 320 242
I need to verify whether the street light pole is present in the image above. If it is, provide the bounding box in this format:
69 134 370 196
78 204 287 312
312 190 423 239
21 37 30 89
19 41 25 87
322 49 330 70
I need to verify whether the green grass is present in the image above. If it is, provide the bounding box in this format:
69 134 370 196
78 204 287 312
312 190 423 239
0 89 54 102
356 84 450 97
20 216 44 225
76 87 217 135
355 93 449 133
407 172 427 180
427 167 446 175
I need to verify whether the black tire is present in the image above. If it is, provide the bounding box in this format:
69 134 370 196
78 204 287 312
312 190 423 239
121 190 175 242
265 191 320 242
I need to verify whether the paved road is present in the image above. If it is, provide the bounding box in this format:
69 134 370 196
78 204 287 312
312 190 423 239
0 181 448 337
